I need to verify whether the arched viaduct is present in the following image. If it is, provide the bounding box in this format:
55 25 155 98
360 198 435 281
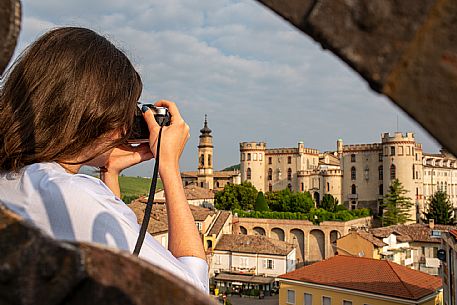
233 216 372 266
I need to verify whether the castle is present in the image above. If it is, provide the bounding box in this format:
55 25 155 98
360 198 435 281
182 117 457 223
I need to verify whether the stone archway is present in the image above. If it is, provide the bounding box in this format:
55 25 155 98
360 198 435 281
253 226 266 236
270 227 285 241
290 229 305 267
239 226 247 235
330 230 341 255
309 229 325 263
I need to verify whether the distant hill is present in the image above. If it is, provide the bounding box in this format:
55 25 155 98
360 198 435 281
222 164 240 171
119 176 163 204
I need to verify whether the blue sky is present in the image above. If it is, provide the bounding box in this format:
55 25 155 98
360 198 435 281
14 0 441 176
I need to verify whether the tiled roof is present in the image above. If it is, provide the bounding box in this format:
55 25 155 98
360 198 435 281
215 234 294 256
279 256 442 301
181 171 198 178
208 211 231 236
370 224 456 244
128 200 215 234
355 231 387 247
450 229 457 239
181 170 239 179
214 273 275 285
183 184 215 200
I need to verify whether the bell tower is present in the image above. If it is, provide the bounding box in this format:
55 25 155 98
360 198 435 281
197 115 214 189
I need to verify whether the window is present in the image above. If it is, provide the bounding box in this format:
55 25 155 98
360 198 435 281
268 168 273 181
259 154 263 161
351 201 356 210
269 184 272 192
351 154 356 162
287 168 292 180
264 259 275 269
390 146 395 156
301 183 304 192
247 153 251 161
304 293 312 305
343 301 352 305
195 222 202 231
241 153 245 161
415 153 419 161
398 146 403 155
379 184 383 195
351 184 356 194
253 153 257 161
288 183 292 191
240 257 248 267
287 290 295 304
378 165 383 180
288 156 292 164
327 182 330 192
247 168 251 180
268 157 272 164
407 146 411 155
208 154 211 167
215 254 221 265
200 154 204 166
322 296 331 305
390 164 396 179
351 167 356 180
378 152 383 162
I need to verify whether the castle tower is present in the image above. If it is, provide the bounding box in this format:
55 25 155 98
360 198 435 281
240 142 266 192
337 138 343 158
197 115 214 189
381 132 422 223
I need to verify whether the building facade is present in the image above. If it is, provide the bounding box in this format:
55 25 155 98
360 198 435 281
240 132 457 223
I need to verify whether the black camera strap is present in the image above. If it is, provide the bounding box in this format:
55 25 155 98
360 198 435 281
133 126 164 256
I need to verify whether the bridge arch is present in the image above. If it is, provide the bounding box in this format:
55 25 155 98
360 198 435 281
270 227 285 241
290 228 305 267
309 229 325 262
239 226 247 235
253 226 266 236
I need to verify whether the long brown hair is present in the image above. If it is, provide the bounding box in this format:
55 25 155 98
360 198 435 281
0 27 143 171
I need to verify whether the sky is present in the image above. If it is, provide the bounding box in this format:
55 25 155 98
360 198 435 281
13 0 441 177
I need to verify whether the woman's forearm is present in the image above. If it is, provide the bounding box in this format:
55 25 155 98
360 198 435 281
161 168 206 261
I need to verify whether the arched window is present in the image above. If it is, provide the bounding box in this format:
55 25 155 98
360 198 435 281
268 168 272 181
247 168 251 180
351 154 356 162
351 184 356 194
379 165 383 180
287 168 292 180
200 154 204 166
351 167 356 180
390 164 396 179
208 154 212 167
288 156 292 164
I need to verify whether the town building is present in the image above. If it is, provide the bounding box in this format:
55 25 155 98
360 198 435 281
181 115 241 190
154 184 215 207
440 229 457 305
212 234 295 296
336 222 455 275
278 255 443 305
240 132 457 223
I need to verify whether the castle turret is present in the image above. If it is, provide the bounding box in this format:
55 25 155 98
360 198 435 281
337 138 343 158
197 115 214 189
240 142 266 192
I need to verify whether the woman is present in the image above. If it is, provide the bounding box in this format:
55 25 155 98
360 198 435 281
0 27 208 292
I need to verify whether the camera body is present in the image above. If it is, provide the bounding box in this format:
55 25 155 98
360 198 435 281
129 104 171 143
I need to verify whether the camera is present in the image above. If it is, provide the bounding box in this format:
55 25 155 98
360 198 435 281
128 104 171 143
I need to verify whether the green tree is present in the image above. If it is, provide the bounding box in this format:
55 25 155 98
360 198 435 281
266 189 314 213
254 191 269 211
423 190 455 225
382 179 413 226
319 194 339 212
215 182 258 211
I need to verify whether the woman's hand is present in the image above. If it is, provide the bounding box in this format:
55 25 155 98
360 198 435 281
104 143 153 176
142 100 190 174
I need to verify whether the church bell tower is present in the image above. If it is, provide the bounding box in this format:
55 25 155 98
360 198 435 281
197 115 214 189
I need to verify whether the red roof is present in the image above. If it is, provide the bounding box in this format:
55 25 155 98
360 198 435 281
279 256 441 301
450 229 457 239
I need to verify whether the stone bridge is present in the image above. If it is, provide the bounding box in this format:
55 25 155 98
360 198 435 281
233 216 372 266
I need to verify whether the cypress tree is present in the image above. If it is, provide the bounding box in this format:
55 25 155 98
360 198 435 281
382 179 413 226
254 191 269 211
423 190 455 225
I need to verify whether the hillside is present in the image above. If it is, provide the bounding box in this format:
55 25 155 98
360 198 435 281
119 176 163 204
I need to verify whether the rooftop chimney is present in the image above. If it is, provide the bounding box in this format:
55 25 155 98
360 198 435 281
429 219 435 230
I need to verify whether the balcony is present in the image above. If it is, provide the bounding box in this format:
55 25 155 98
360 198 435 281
348 194 358 199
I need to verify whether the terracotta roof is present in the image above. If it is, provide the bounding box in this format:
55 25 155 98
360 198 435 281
215 234 294 256
371 224 456 244
213 170 239 178
450 229 457 239
208 211 231 236
183 184 215 200
355 231 387 247
279 256 442 301
128 200 215 234
181 171 198 178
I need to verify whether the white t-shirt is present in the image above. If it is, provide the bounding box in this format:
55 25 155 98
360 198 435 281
0 162 208 292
